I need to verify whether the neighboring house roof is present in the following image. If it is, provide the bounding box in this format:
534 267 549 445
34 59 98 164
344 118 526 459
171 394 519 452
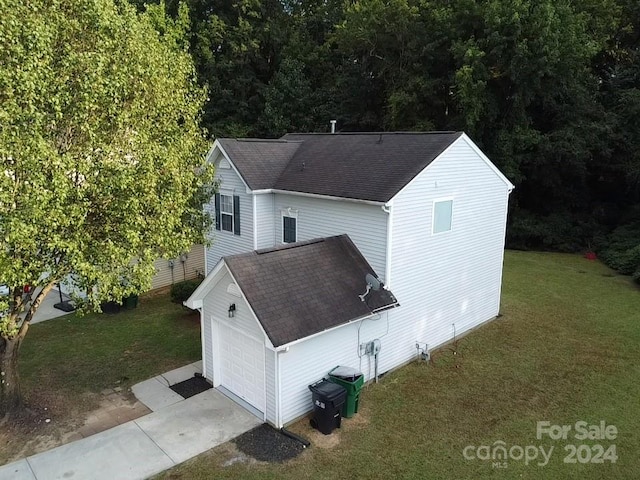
224 235 399 347
216 138 301 190
213 132 464 202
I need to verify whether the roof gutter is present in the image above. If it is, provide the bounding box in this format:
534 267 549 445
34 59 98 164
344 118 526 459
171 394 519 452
251 188 386 206
274 309 392 352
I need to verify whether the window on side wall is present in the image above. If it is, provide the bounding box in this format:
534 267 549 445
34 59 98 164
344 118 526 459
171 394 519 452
220 194 234 232
214 193 241 235
433 199 453 234
283 216 297 243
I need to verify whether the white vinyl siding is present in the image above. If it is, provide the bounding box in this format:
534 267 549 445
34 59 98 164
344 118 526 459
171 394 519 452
265 349 277 425
383 135 511 372
150 244 205 290
278 312 390 426
201 270 265 385
202 310 213 381
205 157 254 274
273 194 388 280
254 194 275 249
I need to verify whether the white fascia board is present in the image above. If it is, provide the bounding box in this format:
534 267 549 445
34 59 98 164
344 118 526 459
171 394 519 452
184 258 226 309
459 133 515 191
251 188 385 206
274 312 377 351
212 140 252 192
204 143 217 163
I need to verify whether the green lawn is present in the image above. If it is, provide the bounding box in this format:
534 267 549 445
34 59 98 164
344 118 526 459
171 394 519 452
157 251 640 479
20 294 202 406
0 294 202 464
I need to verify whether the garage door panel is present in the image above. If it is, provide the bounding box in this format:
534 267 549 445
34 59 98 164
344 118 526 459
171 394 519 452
217 321 265 413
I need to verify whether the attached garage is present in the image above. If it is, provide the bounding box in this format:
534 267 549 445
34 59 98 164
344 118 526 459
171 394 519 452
217 321 266 413
186 235 399 427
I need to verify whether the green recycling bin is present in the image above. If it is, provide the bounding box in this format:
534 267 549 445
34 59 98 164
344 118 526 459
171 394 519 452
328 366 364 418
123 294 139 310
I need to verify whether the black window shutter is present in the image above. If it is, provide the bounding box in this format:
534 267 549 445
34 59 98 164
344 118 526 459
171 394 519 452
233 195 241 235
214 193 221 231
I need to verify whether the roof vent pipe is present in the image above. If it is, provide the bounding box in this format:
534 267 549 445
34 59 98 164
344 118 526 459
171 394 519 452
330 120 337 133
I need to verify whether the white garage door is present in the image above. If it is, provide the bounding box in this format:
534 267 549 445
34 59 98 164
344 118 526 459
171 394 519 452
218 322 266 413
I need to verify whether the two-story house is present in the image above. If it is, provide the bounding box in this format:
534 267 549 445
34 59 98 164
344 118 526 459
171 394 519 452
187 132 514 427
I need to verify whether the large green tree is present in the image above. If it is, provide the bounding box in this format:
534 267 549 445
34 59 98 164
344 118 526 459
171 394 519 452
0 0 212 416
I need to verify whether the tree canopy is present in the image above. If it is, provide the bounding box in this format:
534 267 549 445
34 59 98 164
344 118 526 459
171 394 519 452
147 0 639 275
0 0 212 415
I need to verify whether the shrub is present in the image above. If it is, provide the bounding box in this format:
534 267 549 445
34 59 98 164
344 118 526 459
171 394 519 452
598 221 640 275
507 210 600 252
170 279 202 305
633 268 640 285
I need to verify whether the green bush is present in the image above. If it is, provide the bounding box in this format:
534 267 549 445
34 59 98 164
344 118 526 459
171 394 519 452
507 210 600 252
598 222 640 275
170 279 203 305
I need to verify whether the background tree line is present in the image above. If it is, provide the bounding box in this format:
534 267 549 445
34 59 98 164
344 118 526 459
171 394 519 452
135 0 640 281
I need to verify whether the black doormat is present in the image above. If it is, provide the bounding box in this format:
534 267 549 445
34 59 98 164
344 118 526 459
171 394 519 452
233 424 305 463
169 376 213 399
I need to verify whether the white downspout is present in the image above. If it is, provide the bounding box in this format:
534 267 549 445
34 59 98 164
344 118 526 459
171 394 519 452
198 308 206 379
252 194 258 250
276 349 283 428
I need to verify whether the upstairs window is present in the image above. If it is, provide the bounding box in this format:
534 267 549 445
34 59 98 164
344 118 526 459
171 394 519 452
283 216 297 243
215 193 241 235
433 199 453 234
220 194 234 232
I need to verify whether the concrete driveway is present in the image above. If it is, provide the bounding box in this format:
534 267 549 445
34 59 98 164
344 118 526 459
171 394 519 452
0 365 261 480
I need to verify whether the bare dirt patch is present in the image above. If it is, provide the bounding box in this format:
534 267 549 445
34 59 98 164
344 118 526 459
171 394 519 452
0 389 149 465
286 406 371 451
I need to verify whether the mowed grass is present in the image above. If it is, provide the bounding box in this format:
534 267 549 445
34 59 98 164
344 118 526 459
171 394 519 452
0 294 202 464
19 294 201 406
158 251 640 480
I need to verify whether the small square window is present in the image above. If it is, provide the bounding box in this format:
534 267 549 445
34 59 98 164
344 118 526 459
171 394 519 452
433 199 453 234
283 216 297 243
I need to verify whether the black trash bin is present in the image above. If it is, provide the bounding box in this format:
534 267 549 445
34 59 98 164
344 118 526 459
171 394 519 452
308 379 347 435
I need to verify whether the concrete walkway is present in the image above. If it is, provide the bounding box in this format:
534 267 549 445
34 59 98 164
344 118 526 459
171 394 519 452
31 287 75 324
0 363 261 480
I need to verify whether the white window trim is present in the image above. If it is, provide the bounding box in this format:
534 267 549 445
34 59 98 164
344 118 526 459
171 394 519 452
281 208 298 244
220 192 234 233
432 197 454 235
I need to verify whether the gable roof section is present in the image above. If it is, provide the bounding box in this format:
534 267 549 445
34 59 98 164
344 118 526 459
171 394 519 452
216 138 301 190
215 132 463 202
275 132 463 202
224 235 399 347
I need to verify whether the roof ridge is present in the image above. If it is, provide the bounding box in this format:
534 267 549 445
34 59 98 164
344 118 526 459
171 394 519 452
282 131 460 136
225 138 301 143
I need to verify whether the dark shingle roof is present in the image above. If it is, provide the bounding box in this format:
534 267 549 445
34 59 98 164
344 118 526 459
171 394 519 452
224 235 399 347
277 132 462 202
217 138 301 190
217 132 462 202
